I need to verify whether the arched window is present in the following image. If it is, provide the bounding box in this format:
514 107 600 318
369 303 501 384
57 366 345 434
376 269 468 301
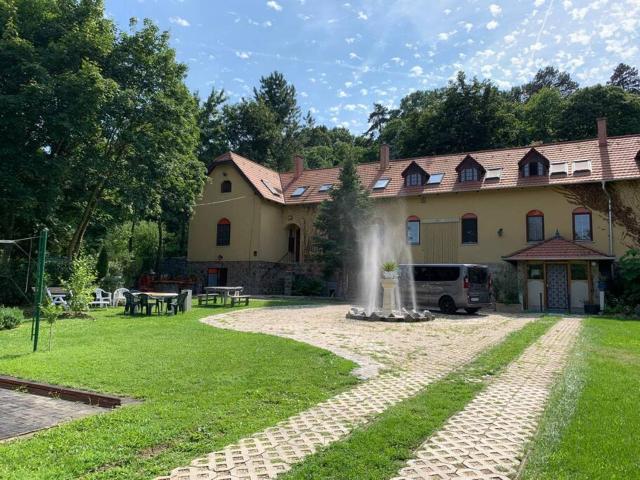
406 216 420 245
221 180 232 193
526 210 544 242
573 207 592 241
216 218 231 246
461 213 478 244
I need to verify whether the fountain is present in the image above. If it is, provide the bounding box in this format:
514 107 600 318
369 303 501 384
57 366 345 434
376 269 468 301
346 218 434 322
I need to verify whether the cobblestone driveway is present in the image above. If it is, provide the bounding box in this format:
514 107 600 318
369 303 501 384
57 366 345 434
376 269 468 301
159 305 536 480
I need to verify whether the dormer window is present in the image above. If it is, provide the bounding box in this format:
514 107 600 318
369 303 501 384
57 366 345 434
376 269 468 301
460 168 479 182
455 154 485 183
519 148 550 177
401 161 429 187
406 172 422 186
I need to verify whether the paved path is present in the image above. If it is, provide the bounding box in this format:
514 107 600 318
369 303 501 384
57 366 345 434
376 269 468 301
0 388 106 441
159 306 536 480
391 318 581 480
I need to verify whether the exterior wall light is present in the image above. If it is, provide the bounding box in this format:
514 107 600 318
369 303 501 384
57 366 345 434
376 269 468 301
497 228 504 237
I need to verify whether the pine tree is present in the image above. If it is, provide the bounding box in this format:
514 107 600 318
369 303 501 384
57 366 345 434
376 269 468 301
314 156 370 293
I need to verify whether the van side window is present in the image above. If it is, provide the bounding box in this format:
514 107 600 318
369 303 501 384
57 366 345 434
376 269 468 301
413 266 460 282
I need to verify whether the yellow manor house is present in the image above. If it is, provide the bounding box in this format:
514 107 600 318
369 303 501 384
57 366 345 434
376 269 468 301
187 118 640 312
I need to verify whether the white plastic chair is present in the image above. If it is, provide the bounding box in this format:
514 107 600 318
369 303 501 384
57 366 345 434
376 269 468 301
112 288 129 307
90 288 112 308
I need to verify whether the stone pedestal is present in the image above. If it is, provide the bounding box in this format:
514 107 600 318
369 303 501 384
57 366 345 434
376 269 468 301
380 277 398 315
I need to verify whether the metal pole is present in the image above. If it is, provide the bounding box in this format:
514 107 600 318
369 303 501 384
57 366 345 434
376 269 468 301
32 228 48 352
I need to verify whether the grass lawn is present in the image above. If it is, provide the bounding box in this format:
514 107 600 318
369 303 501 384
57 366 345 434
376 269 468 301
0 300 357 480
282 316 556 480
521 317 640 479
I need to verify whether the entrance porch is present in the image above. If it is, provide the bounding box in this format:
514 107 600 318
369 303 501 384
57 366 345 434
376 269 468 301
503 234 614 313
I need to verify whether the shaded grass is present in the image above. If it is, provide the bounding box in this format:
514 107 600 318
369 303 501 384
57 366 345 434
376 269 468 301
520 317 640 479
0 300 356 480
282 316 556 480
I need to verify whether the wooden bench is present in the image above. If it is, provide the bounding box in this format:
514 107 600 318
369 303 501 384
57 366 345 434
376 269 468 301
230 295 251 307
197 292 219 306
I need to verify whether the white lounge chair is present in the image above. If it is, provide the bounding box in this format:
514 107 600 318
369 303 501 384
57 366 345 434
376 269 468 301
90 288 112 308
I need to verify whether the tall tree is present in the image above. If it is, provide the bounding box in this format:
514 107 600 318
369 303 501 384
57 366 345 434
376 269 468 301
608 63 640 94
523 87 564 143
513 66 579 101
558 85 640 140
365 103 390 140
196 88 228 166
314 156 370 292
223 71 301 171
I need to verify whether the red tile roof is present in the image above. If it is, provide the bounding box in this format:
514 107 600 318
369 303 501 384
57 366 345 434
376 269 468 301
503 235 614 261
209 134 640 205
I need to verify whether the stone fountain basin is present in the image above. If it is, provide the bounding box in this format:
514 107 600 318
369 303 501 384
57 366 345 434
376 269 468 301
347 308 435 323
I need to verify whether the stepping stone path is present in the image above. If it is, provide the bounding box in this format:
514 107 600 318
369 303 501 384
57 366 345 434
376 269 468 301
392 318 581 480
159 306 536 480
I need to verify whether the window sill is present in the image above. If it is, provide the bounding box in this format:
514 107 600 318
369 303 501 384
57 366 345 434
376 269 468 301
461 242 478 246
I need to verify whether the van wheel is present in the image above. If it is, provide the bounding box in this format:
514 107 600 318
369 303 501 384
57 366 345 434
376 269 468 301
465 308 480 314
439 296 457 314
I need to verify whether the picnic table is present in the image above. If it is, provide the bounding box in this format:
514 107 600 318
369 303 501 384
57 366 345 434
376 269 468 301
203 286 246 306
47 287 69 307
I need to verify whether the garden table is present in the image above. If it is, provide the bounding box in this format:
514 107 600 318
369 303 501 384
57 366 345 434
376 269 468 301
132 292 179 315
204 286 243 306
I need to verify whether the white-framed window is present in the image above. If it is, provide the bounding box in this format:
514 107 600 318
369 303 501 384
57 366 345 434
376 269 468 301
460 168 479 182
406 216 420 245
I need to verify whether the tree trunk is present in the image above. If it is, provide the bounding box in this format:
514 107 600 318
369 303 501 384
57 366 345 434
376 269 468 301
155 219 163 273
128 218 136 254
67 179 106 258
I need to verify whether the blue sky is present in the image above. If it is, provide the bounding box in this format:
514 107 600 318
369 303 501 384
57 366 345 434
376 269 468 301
105 0 640 133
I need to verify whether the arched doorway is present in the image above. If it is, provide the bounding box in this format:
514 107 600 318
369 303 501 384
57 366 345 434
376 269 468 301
287 224 301 263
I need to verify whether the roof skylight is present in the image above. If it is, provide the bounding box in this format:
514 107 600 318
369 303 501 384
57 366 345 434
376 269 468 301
318 183 333 192
261 179 281 196
573 160 592 173
427 173 444 184
485 168 502 180
550 162 568 175
291 186 308 197
373 178 391 189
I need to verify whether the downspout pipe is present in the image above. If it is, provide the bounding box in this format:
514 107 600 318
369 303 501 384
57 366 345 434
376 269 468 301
601 180 613 256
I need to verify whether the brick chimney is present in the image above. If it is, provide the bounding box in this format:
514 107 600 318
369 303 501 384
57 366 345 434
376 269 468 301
293 155 304 179
597 117 608 146
379 144 390 170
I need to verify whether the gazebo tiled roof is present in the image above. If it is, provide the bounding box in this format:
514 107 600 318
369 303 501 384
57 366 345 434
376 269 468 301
503 234 614 261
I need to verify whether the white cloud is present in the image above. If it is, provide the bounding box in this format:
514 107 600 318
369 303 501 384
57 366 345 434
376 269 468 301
438 32 450 40
345 37 355 44
463 22 473 32
568 30 591 45
489 4 502 17
357 11 368 20
504 34 516 44
486 20 499 30
349 52 362 60
169 16 190 27
235 51 251 59
337 90 349 98
266 1 282 11
360 88 368 95
262 20 272 27
534 0 545 7
409 65 424 77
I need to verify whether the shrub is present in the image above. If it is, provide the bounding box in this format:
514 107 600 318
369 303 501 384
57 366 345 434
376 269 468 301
62 254 97 315
492 266 520 304
292 276 325 296
618 249 640 307
0 306 24 330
